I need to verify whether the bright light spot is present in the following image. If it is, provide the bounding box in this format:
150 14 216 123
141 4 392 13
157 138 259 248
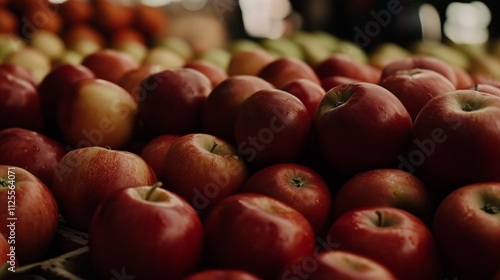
48 0 68 3
141 0 178 7
182 0 207 11
240 0 291 38
419 4 442 41
444 1 491 44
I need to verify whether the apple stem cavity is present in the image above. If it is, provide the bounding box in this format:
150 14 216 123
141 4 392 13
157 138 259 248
210 142 218 153
481 203 499 215
145 182 163 201
462 101 478 112
376 211 384 227
291 177 305 188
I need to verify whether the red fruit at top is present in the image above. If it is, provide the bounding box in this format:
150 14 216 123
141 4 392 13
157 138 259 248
315 54 381 84
258 57 320 88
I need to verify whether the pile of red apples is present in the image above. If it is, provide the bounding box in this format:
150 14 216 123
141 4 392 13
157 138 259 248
1 2 500 280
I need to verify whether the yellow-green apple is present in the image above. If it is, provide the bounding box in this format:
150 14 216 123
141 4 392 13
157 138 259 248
184 269 262 280
0 166 58 264
81 49 139 84
315 54 381 84
227 49 275 77
332 168 434 224
282 250 397 280
257 57 320 88
379 68 456 121
234 89 311 169
89 183 203 280
0 128 66 188
0 69 43 131
281 78 326 118
409 90 500 193
139 134 181 182
64 24 104 56
138 68 212 136
326 206 442 280
204 193 316 279
57 78 138 149
202 75 274 144
156 36 194 61
114 41 148 64
381 56 458 87
432 182 500 280
183 60 227 89
240 163 332 235
142 47 185 69
51 146 156 231
29 30 66 61
162 133 247 215
313 82 412 176
38 64 95 137
4 47 51 84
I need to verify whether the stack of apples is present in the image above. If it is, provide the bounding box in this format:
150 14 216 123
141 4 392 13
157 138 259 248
1 1 500 280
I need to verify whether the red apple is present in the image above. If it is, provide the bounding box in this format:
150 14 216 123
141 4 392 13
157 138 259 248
51 146 157 231
453 66 475 89
234 89 311 169
315 54 381 84
162 133 247 215
202 75 274 143
138 68 212 136
58 0 94 25
0 166 59 264
0 64 37 86
409 90 500 193
258 57 320 88
184 60 228 89
282 250 397 280
381 56 458 87
321 76 362 92
37 63 95 136
326 206 442 280
0 69 43 131
379 68 456 121
93 0 134 33
0 8 18 34
57 78 138 149
432 182 500 280
204 193 316 279
470 83 500 97
139 134 180 182
81 49 139 84
89 183 204 280
0 234 10 270
281 78 326 118
184 269 263 280
240 163 332 235
332 168 434 223
133 4 168 39
117 64 166 102
0 128 66 188
313 82 413 176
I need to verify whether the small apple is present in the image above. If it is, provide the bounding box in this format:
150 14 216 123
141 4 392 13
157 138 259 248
58 0 94 25
234 89 311 169
93 0 134 33
432 182 500 280
281 78 326 119
204 193 316 279
183 60 228 89
3 47 51 84
142 47 185 70
89 183 204 280
81 49 139 84
0 166 59 264
139 134 181 182
51 146 157 231
313 82 413 176
162 133 247 215
240 163 332 235
258 57 320 88
227 49 275 77
314 54 381 84
326 206 442 280
117 64 166 102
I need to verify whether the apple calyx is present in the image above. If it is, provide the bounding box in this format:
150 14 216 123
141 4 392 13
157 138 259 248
481 203 499 215
462 101 479 112
290 177 305 188
145 182 163 201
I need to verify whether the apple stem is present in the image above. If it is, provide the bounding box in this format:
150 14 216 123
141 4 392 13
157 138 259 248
145 182 163 201
0 179 7 188
481 204 499 215
376 210 384 227
210 142 218 153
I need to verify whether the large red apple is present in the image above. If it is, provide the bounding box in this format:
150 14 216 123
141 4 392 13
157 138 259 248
433 182 500 280
89 183 204 280
162 133 247 215
409 90 500 193
138 68 212 136
202 75 274 144
332 168 434 224
379 68 456 121
326 206 442 280
281 78 326 118
282 250 397 280
57 78 138 149
52 146 156 231
239 163 332 235
313 82 413 176
204 193 316 279
0 166 59 264
0 128 66 188
234 89 311 169
184 269 262 280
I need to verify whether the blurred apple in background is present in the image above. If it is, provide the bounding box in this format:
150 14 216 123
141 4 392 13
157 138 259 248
117 64 166 102
93 0 134 34
202 75 274 144
52 146 156 231
0 7 18 34
0 64 37 86
63 24 104 57
315 54 381 84
81 49 139 85
28 30 66 62
227 49 275 77
3 47 51 84
142 47 185 69
321 76 362 92
470 83 500 97
183 60 227 89
58 0 94 26
258 57 320 88
57 78 138 149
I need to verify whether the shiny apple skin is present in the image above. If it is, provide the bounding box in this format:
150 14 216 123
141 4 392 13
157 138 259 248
281 78 326 119
315 54 381 84
183 269 263 280
258 57 321 88
139 134 180 182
